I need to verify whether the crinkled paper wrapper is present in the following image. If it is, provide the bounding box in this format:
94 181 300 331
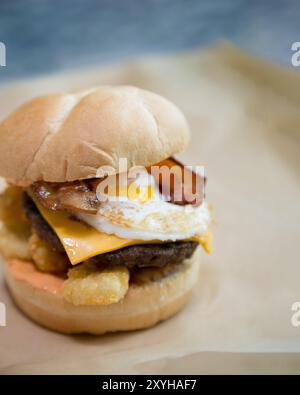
0 44 300 374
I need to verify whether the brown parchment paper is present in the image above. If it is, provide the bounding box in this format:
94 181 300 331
0 44 300 374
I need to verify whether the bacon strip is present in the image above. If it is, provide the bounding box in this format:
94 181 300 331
149 157 205 207
30 180 99 213
29 158 205 213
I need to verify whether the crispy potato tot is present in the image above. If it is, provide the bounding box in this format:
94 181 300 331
0 186 31 259
29 233 68 274
130 262 180 285
63 263 129 306
0 185 31 237
0 222 31 259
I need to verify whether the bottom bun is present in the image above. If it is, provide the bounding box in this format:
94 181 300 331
3 253 200 334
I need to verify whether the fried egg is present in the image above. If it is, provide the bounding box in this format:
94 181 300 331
76 172 211 241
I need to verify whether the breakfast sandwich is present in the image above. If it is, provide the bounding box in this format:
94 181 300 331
0 86 212 334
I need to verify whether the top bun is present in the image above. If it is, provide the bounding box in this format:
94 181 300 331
0 86 189 184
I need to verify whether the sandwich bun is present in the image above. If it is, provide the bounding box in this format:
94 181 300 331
0 86 190 185
3 253 199 334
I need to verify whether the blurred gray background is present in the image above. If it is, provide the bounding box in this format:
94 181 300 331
0 0 299 84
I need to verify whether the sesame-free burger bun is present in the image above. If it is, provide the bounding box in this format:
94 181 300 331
0 86 190 185
4 254 199 334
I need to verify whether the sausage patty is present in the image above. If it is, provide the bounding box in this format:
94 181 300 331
22 193 65 254
22 193 198 268
89 241 198 269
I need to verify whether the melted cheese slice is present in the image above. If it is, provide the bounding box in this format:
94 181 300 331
32 198 212 265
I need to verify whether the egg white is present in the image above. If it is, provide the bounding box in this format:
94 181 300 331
76 174 211 241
